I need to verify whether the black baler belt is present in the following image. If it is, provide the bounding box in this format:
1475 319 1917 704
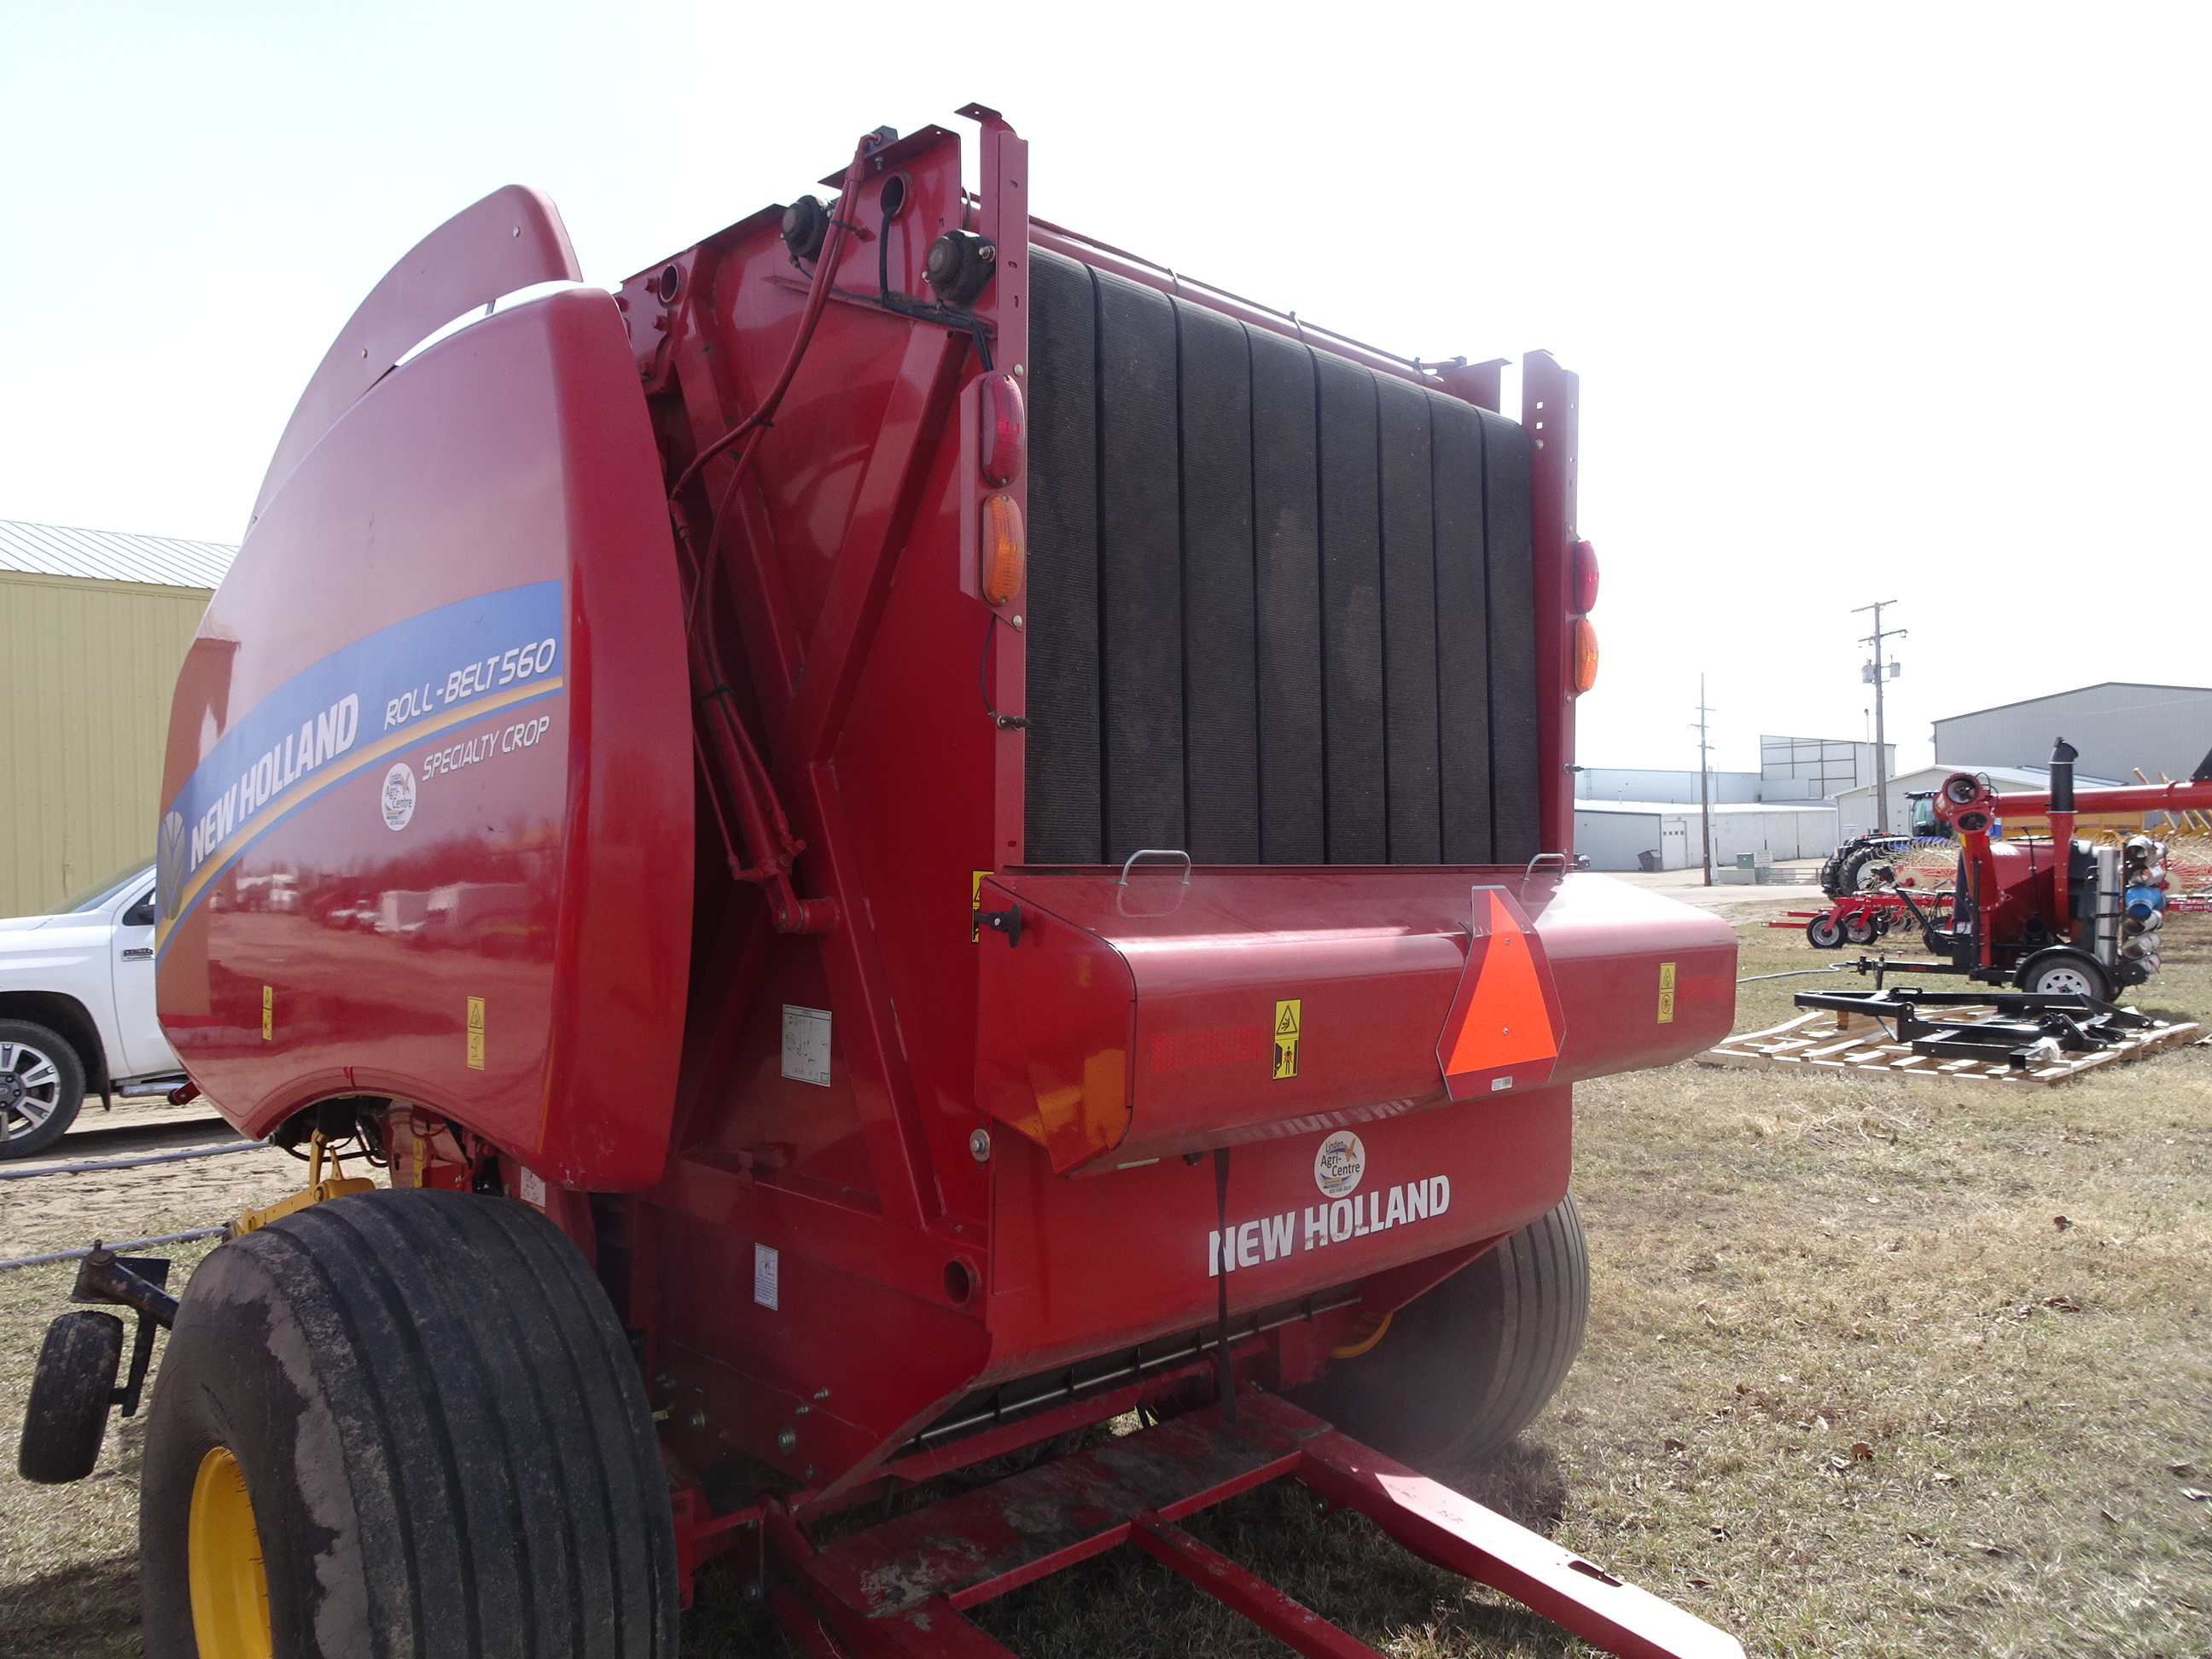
1313 351 1387 864
1248 329 1326 864
1377 374 1442 863
1174 299 1260 864
1094 269 1185 862
1023 249 1104 863
1431 396 1494 862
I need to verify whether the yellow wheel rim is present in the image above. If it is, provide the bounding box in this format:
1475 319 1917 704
188 1445 272 1659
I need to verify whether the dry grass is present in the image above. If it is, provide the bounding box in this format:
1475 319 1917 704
7 912 2208 1656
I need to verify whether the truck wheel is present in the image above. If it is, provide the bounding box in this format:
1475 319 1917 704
0 1020 86 1159
2017 950 2111 1001
139 1188 678 1659
17 1310 124 1483
1293 1196 1589 1470
1804 915 1844 949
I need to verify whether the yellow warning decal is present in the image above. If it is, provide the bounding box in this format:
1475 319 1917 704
1656 963 1677 1025
1272 998 1301 1080
466 996 486 1070
971 870 991 942
261 985 273 1041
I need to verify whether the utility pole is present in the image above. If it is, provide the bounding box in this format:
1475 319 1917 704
1852 601 1906 833
1694 676 1715 888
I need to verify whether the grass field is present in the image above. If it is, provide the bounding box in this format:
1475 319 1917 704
5 902 2207 1656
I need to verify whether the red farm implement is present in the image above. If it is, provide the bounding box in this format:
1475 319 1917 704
19 109 1745 1657
1773 886 1954 949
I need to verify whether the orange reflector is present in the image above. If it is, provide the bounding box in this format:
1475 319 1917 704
981 493 1025 606
1570 617 1599 694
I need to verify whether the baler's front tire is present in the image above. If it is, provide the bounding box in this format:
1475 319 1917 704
1293 1196 1589 1470
139 1188 678 1658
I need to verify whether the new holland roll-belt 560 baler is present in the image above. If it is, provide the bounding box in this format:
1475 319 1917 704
19 111 1746 1657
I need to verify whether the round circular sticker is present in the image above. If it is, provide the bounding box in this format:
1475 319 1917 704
381 762 417 832
1313 1130 1365 1199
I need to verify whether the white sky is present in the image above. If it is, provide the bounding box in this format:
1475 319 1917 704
5 3 2206 777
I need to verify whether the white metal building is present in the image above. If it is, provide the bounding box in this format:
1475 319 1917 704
1573 800 1840 872
1933 684 2210 786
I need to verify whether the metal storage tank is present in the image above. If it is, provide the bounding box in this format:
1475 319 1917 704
0 521 231 917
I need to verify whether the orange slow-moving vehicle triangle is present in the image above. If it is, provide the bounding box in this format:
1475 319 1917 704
1437 888 1564 1099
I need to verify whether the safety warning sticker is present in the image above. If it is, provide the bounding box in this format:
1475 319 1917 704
754 1243 779 1310
1272 998 1301 1080
1656 962 1677 1024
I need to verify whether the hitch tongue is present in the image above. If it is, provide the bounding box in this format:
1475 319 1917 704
70 1246 176 1418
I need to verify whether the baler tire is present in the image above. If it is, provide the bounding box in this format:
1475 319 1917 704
17 1309 124 1484
138 1187 678 1659
1290 1196 1589 1471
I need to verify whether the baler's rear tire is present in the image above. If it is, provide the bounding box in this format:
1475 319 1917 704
1293 1196 1589 1470
139 1187 678 1659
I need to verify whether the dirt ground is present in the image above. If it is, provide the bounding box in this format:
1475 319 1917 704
3 903 2207 1657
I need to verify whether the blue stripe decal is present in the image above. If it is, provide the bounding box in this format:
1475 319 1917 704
157 582 564 943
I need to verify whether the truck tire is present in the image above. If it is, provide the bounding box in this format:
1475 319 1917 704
1293 1196 1589 1470
139 1188 678 1659
18 1310 124 1484
0 1019 86 1159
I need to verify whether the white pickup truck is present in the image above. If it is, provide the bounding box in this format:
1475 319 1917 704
0 862 183 1157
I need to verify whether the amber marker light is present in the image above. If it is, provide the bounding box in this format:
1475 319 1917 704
981 493 1026 606
1570 617 1600 694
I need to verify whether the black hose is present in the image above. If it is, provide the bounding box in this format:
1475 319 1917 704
0 1226 225 1274
0 1140 270 1182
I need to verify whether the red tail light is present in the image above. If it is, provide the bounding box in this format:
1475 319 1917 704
1570 539 1599 614
981 372 1026 487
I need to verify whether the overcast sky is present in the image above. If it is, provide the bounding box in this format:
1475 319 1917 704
5 3 2204 777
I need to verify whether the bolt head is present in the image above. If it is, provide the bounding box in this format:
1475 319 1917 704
777 1424 798 1456
969 1126 992 1163
687 1408 707 1432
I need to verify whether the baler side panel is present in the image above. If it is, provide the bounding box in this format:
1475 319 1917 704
156 289 692 1189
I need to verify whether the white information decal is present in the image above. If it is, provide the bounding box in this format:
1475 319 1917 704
1208 1131 1452 1277
381 762 417 831
1313 1131 1365 1198
516 1167 546 1208
781 1005 832 1087
754 1243 780 1311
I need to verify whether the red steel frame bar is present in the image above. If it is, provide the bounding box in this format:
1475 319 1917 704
1524 351 1580 858
1129 1512 1378 1659
755 1392 1739 1659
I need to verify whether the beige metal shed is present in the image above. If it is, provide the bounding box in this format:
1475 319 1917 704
0 521 232 918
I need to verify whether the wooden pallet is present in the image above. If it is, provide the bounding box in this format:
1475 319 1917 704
1697 1005 2202 1086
